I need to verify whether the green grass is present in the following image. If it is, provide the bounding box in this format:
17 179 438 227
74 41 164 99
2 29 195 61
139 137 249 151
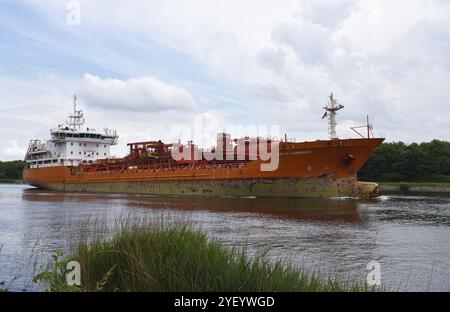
35 223 373 292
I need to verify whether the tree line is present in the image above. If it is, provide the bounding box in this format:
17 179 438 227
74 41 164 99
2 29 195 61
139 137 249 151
358 140 450 183
0 160 24 180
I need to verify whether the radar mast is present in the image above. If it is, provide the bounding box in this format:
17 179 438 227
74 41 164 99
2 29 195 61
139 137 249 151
66 94 85 130
322 92 344 140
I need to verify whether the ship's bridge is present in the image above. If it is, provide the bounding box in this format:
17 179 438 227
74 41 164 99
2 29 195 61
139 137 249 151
50 126 118 145
25 95 118 169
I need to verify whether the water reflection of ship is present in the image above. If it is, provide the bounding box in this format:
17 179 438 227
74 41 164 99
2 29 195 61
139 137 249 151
22 188 362 222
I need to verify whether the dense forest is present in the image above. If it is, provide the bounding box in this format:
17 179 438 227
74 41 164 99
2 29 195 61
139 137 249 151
1 140 450 182
358 140 450 183
0 160 24 180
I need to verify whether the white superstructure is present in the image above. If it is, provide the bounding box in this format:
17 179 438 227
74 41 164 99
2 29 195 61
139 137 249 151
25 95 118 169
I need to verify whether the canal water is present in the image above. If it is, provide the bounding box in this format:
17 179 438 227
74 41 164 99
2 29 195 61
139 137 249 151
1 184 449 291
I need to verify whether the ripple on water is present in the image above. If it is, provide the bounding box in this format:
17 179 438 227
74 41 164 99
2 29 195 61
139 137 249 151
1 184 450 291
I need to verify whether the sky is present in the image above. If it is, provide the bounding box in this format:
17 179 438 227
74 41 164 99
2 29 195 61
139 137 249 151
0 0 449 160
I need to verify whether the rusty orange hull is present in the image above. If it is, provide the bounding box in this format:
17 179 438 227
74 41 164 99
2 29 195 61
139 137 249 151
23 138 384 198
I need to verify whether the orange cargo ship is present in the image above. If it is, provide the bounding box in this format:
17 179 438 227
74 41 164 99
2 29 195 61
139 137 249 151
23 94 384 198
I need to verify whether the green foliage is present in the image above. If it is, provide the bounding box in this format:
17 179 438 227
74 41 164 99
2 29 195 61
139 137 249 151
0 160 24 180
36 226 373 292
359 140 450 182
33 249 80 292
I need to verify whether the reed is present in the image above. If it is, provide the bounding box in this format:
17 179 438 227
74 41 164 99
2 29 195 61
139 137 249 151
34 216 374 292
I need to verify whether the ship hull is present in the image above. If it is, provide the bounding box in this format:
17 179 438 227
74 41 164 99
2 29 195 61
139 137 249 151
24 177 379 199
23 138 384 199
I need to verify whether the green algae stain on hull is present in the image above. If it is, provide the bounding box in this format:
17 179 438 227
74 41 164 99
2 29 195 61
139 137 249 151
44 178 380 199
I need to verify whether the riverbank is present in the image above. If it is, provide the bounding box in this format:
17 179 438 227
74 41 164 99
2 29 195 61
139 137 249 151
380 182 450 193
34 224 373 292
0 179 23 184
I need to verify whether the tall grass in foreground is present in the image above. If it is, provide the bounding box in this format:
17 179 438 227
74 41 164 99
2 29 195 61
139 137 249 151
34 217 375 292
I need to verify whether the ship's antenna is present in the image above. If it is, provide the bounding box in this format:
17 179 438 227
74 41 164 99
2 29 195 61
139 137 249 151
66 94 85 130
322 92 344 140
73 94 77 115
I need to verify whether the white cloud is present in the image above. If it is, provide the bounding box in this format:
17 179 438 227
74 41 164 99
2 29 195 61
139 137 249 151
272 20 334 65
296 0 356 29
4 0 450 159
0 75 227 160
2 140 24 159
335 0 428 55
80 73 198 112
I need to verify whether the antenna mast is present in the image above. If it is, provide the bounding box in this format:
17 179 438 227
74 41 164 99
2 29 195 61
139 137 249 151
322 92 344 140
73 94 77 115
66 94 85 130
